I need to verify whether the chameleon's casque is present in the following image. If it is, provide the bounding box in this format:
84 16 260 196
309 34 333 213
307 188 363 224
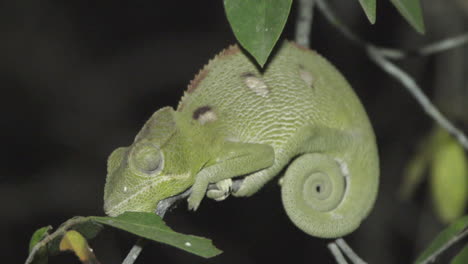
104 41 379 238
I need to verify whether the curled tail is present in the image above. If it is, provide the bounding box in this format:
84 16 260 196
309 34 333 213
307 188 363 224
281 151 378 238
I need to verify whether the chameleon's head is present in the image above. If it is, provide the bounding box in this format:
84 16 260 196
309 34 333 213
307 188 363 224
103 107 194 216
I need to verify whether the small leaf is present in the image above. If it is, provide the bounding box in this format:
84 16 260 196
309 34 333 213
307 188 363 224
60 230 100 264
415 215 468 264
430 129 468 223
29 226 52 253
390 0 425 34
91 212 222 258
224 0 293 67
48 218 103 255
451 243 468 264
358 0 376 24
28 226 52 264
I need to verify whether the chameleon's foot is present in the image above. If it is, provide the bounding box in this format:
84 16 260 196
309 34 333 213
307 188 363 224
207 179 232 201
187 180 208 211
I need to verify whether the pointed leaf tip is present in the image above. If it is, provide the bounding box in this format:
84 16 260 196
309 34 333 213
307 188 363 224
390 0 425 34
358 0 376 24
224 0 293 67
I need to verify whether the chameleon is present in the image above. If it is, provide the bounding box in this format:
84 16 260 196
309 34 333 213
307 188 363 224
103 41 379 238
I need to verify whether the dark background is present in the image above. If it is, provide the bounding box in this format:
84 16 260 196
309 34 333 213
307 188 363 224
3 0 467 263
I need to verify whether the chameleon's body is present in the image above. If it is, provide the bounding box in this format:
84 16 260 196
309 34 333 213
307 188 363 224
104 41 379 238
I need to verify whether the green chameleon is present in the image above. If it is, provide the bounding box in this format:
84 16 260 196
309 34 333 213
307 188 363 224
104 41 379 238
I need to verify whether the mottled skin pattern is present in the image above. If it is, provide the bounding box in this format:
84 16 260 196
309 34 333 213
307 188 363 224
104 41 379 238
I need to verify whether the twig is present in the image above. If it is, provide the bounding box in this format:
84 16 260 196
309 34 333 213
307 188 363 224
418 228 468 264
122 239 148 264
335 238 367 264
367 46 468 149
379 33 468 60
328 241 349 264
295 0 315 48
315 0 468 151
25 217 90 264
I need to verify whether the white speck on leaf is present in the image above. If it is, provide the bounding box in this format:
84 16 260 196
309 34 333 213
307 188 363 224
123 186 128 192
185 242 192 247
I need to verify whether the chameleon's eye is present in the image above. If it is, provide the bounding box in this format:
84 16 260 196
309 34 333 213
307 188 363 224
129 142 163 175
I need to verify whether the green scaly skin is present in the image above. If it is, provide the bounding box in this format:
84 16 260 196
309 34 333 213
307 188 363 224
104 41 379 238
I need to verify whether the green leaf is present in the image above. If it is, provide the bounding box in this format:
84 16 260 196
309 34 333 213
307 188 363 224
430 129 468 223
91 212 222 258
415 215 468 264
358 0 376 24
28 226 52 264
48 218 103 255
390 0 425 34
29 226 52 253
224 0 292 67
451 244 468 264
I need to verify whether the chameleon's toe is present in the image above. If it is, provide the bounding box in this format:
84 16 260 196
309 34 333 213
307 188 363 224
187 192 203 211
207 179 232 201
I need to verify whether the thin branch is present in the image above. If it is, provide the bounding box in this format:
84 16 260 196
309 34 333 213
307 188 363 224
418 228 468 264
335 238 367 264
328 242 349 264
122 239 148 264
295 0 315 48
367 46 468 149
25 217 90 264
315 0 468 151
379 33 468 60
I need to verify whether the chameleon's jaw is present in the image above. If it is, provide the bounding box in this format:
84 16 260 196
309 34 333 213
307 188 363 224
104 172 192 217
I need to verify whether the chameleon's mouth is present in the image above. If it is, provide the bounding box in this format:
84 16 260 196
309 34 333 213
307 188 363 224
104 172 191 217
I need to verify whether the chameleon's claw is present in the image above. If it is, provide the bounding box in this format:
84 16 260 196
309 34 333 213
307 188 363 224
207 179 232 201
187 191 203 211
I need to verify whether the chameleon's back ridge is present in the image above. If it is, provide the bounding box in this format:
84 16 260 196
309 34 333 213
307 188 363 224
104 41 379 239
176 41 379 238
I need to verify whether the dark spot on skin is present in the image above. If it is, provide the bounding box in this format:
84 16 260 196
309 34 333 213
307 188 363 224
241 72 256 78
187 68 209 94
298 64 305 70
193 106 212 120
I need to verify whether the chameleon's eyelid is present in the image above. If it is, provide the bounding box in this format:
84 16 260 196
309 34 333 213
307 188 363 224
128 141 165 177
